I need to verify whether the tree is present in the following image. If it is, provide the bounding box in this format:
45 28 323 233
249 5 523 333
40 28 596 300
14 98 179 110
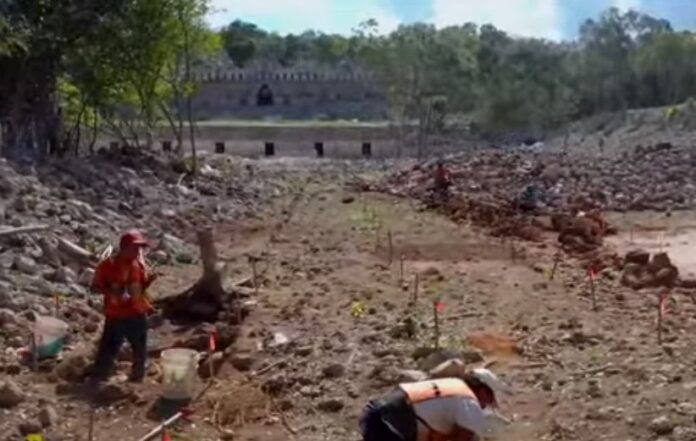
221 20 265 67
358 22 478 156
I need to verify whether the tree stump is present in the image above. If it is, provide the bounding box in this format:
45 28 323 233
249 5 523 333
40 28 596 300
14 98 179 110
158 228 227 322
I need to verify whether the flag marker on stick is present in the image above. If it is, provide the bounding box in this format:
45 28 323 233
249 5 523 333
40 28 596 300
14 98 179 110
208 330 218 380
549 250 561 281
588 266 598 311
433 300 443 349
657 290 670 345
387 231 394 266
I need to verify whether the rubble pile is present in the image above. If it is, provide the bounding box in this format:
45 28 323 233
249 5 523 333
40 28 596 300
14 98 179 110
621 249 680 289
384 142 696 212
0 150 289 371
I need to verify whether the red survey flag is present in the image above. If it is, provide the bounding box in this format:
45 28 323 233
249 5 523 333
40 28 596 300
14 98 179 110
659 291 670 316
161 429 172 441
209 330 217 352
588 267 598 281
435 300 445 314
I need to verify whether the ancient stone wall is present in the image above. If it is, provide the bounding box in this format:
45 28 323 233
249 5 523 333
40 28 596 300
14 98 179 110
191 59 388 120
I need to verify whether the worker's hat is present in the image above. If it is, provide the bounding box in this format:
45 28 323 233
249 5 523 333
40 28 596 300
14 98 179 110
471 368 512 396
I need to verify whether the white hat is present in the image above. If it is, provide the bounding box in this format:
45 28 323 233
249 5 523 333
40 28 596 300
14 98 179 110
471 368 512 395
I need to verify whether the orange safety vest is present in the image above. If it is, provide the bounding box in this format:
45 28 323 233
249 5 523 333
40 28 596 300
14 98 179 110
400 379 478 441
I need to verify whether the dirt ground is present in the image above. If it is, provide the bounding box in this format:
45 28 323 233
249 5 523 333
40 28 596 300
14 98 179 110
9 167 696 441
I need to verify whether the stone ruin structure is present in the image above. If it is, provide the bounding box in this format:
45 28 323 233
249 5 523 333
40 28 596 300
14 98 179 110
191 58 388 120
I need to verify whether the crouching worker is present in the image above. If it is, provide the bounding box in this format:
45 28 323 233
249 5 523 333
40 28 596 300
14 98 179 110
360 368 510 441
89 230 157 383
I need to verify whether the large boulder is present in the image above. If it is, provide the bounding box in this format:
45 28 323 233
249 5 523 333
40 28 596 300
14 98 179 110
624 249 650 266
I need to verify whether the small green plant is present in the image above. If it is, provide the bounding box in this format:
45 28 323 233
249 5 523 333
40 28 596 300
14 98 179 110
350 205 382 231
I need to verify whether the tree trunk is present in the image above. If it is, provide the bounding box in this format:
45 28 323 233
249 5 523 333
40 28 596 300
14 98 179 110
180 7 198 174
157 228 228 322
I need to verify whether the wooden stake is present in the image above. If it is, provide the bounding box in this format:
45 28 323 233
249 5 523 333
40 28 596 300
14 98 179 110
399 255 405 285
413 274 419 303
510 240 517 262
658 232 665 252
87 404 95 441
657 297 663 345
387 231 393 266
433 301 441 350
549 251 561 281
375 225 381 252
30 334 38 372
208 349 215 381
589 269 597 311
250 257 259 296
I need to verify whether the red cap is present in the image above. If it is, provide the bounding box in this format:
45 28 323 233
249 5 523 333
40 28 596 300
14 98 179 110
119 230 150 248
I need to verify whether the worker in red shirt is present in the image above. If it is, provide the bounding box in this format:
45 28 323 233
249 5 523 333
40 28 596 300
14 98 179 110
433 161 452 200
89 230 157 383
360 368 511 441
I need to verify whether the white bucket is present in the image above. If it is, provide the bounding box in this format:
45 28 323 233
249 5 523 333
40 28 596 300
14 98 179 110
160 348 199 401
33 316 69 358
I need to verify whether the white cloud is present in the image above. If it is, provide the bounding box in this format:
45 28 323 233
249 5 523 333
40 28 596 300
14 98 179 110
612 0 642 11
432 0 562 40
207 0 400 34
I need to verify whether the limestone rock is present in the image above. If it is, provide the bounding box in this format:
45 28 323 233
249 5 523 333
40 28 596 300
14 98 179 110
39 404 59 428
322 363 346 379
14 256 38 274
649 416 675 435
317 398 345 412
0 308 18 326
625 249 650 266
0 379 26 408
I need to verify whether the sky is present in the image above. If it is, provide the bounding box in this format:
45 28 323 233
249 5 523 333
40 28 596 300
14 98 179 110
207 0 696 40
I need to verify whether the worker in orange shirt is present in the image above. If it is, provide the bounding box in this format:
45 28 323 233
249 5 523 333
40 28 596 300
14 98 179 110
89 230 157 383
360 368 511 441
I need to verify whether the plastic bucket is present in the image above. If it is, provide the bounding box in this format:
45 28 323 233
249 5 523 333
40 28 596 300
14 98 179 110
160 348 199 401
33 316 69 358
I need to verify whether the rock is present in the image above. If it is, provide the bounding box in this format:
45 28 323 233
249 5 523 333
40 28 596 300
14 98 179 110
294 345 313 357
271 332 290 347
78 269 95 287
418 349 464 372
322 363 346 379
54 266 77 284
396 369 428 382
39 405 59 428
317 398 345 413
0 379 26 408
420 266 443 280
429 359 466 379
95 383 133 405
649 415 675 435
262 375 287 395
341 196 355 204
649 253 673 271
197 352 224 379
18 420 42 436
230 353 255 372
654 266 679 286
673 426 696 441
14 255 38 274
150 250 169 264
0 308 18 326
625 249 650 265
54 353 89 382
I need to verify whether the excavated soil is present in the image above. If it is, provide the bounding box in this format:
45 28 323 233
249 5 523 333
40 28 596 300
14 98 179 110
3 159 696 441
